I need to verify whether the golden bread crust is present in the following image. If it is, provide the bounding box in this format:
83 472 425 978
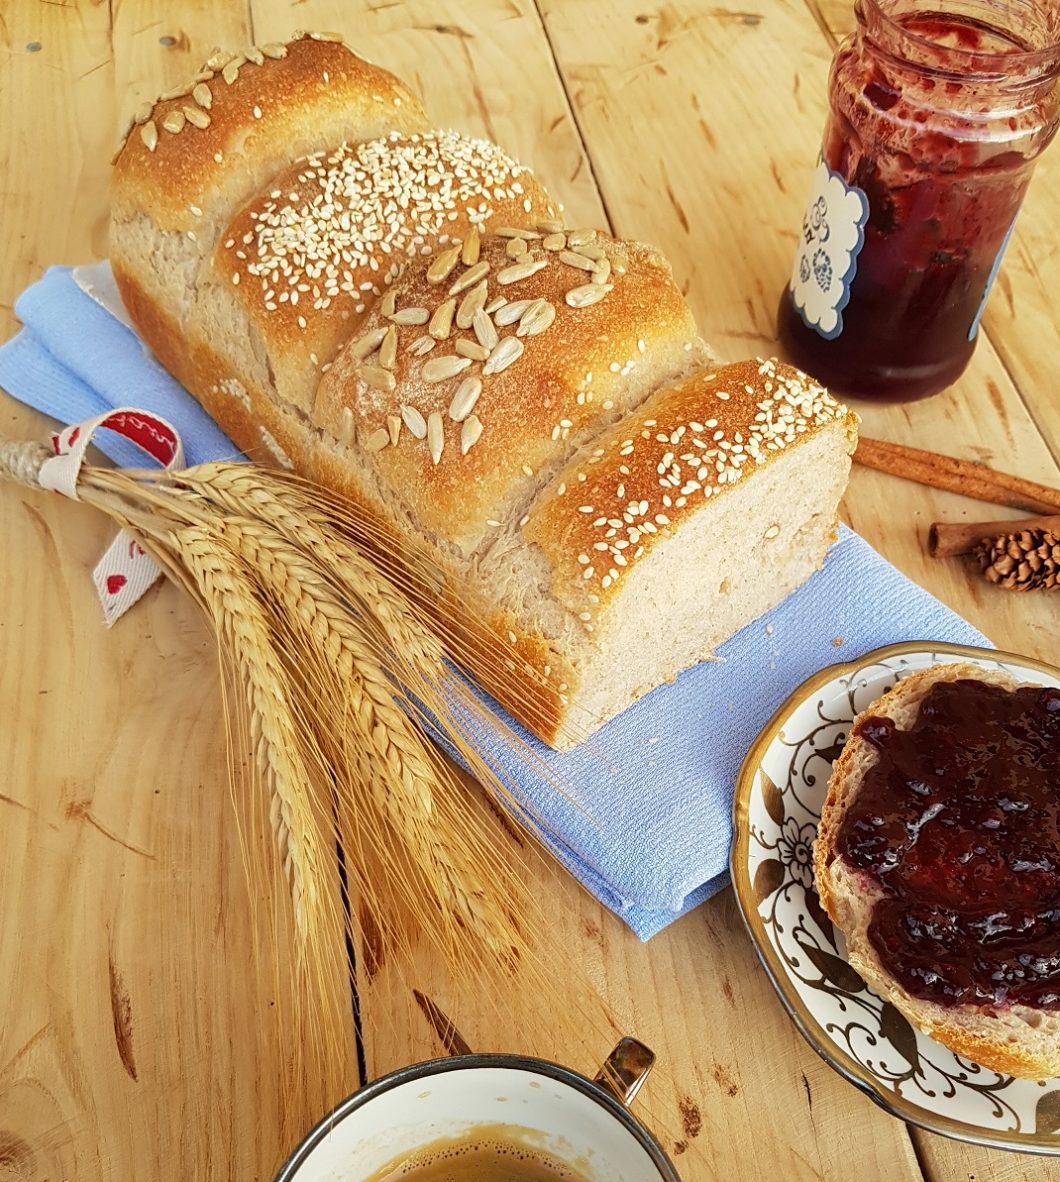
112 35 428 231
312 232 706 556
216 131 560 412
524 359 857 625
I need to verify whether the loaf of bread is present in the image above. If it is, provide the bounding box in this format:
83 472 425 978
816 664 1060 1079
110 33 858 749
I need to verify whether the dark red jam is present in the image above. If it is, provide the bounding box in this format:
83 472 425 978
778 4 1060 402
834 679 1060 1009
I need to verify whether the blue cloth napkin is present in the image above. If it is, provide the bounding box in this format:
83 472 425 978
0 266 990 938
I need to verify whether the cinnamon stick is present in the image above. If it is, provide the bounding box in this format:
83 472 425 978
929 514 1060 558
855 436 1060 516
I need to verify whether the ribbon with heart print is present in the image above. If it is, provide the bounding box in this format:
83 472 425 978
38 407 185 625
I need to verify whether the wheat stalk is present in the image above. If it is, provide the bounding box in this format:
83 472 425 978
177 523 327 940
215 516 522 960
0 440 622 1073
168 464 576 820
168 464 446 672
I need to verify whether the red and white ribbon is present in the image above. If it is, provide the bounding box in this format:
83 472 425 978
38 408 185 626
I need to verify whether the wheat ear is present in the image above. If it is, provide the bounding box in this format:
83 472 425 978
174 465 445 673
217 516 520 960
177 524 326 940
172 465 571 820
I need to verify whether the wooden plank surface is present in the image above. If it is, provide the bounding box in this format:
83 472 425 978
1 1 1058 1180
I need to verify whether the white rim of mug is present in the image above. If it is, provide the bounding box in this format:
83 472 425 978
273 1052 683 1182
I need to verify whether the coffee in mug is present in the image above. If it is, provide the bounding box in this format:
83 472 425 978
275 1041 679 1182
362 1123 590 1181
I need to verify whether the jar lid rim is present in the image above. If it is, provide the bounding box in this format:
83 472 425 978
860 0 1060 75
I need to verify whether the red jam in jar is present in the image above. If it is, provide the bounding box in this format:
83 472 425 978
778 0 1060 402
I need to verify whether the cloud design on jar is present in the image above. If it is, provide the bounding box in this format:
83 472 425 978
790 161 869 340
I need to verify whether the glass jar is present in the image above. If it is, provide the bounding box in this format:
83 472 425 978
777 0 1060 402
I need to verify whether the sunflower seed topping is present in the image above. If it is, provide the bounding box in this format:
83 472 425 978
473 308 499 350
537 218 565 234
483 337 524 375
592 259 612 284
379 325 398 369
456 281 488 330
381 289 398 318
428 412 444 464
449 377 482 422
389 307 430 325
429 298 456 340
485 296 507 315
140 121 159 151
351 327 388 360
422 355 472 383
542 233 566 251
497 259 548 285
409 336 437 357
456 339 490 361
339 407 355 445
566 283 613 308
363 427 390 452
495 226 541 240
183 105 211 129
461 226 481 266
359 365 396 392
401 405 428 438
161 110 186 134
261 42 289 59
567 228 597 247
387 414 402 446
222 55 245 84
505 237 528 259
612 250 629 275
448 260 490 296
158 84 190 102
559 250 595 272
427 245 462 284
192 82 213 109
134 102 155 124
460 415 484 455
517 299 556 337
245 45 265 65
494 299 531 327
309 31 344 42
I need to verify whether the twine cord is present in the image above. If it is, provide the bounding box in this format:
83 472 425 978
0 438 51 489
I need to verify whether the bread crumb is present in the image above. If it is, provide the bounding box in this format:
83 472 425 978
648 736 659 745
765 624 774 636
832 636 844 647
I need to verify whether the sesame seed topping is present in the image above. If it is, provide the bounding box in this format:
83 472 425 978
566 361 844 596
231 131 540 320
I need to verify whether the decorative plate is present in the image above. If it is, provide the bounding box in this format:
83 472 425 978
731 641 1060 1154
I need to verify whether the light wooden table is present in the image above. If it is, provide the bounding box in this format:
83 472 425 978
2 2 1058 1180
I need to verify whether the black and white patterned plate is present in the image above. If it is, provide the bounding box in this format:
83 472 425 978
731 642 1060 1154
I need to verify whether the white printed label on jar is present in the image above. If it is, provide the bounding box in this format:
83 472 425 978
789 161 869 340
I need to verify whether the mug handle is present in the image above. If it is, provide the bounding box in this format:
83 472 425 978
593 1037 656 1108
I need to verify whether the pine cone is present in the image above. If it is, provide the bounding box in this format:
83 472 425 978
975 529 1060 591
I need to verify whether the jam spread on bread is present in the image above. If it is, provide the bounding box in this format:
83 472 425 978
836 679 1060 1009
